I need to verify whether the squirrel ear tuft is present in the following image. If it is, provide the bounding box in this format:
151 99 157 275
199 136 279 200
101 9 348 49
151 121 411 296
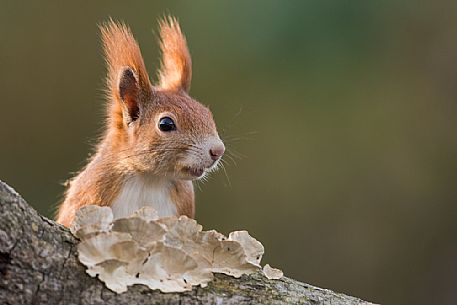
100 19 151 102
157 16 192 93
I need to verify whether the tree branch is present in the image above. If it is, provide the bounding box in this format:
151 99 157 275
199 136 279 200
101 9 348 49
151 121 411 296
0 181 376 305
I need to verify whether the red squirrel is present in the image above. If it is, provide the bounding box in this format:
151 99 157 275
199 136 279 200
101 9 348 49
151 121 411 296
56 17 225 227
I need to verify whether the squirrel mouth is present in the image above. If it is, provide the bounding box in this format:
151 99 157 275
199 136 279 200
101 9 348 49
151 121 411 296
183 166 205 178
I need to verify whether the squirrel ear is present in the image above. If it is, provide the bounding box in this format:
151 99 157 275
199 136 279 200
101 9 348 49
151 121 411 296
100 20 152 125
157 16 192 93
118 67 140 123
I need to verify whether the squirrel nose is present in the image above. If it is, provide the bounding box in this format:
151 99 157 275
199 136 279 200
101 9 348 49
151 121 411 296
209 143 225 161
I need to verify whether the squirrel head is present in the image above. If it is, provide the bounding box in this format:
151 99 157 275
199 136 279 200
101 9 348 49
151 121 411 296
100 17 224 180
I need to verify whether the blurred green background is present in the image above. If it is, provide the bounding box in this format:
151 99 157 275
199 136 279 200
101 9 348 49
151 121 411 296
1 1 456 304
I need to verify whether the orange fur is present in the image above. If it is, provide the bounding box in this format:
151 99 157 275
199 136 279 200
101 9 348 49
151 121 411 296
101 19 151 98
158 16 192 92
56 17 224 227
171 180 195 218
100 20 152 138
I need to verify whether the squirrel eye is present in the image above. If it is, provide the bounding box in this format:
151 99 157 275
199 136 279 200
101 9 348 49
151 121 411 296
158 117 176 132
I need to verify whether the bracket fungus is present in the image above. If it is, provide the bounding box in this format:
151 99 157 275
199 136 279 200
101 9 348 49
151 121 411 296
71 205 283 293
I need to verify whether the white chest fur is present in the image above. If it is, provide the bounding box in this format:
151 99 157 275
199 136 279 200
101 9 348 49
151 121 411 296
111 175 177 219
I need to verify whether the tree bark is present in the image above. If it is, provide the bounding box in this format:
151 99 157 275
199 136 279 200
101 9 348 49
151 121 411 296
0 181 376 305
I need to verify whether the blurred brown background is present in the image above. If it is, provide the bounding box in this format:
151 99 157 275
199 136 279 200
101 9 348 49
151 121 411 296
1 1 456 304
